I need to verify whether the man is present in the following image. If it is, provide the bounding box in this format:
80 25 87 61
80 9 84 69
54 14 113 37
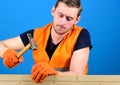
0 0 92 83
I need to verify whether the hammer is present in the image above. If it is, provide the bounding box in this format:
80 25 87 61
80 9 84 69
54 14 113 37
16 33 37 58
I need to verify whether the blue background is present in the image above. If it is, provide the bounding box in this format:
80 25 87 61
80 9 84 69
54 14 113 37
0 0 120 74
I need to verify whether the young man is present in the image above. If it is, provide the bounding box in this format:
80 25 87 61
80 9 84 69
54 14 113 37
0 0 92 83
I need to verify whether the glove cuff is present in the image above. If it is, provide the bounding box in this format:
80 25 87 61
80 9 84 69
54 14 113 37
3 49 17 58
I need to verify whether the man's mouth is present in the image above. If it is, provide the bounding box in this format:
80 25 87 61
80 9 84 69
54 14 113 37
57 25 66 29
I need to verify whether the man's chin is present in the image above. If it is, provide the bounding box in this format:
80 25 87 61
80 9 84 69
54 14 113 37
56 30 68 35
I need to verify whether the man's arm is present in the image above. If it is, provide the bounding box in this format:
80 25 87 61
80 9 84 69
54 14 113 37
58 47 90 75
0 36 25 58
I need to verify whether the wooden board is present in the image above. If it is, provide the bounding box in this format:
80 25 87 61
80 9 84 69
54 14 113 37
0 75 120 85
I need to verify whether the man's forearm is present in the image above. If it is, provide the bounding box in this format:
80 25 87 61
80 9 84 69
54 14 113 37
0 42 8 58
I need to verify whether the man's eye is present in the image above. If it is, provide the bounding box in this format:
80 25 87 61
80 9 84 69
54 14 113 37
59 15 63 17
66 17 72 21
58 14 63 17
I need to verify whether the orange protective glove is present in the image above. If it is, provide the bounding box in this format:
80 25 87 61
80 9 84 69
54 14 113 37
31 62 58 83
3 49 23 68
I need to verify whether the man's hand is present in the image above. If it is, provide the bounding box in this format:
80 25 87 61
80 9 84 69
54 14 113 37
3 49 23 68
31 62 58 83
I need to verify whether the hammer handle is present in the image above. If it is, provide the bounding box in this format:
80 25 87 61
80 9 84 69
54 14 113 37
16 43 31 58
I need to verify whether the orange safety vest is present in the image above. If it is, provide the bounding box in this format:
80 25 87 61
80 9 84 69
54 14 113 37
33 23 88 74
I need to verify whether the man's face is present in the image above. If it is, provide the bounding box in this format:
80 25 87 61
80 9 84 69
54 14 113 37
52 2 80 35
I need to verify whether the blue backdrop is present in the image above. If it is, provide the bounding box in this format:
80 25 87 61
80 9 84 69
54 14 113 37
0 0 120 74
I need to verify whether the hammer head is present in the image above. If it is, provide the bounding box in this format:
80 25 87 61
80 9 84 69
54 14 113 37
27 33 37 50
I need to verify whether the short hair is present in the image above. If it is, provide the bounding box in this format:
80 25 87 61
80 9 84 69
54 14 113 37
55 0 82 16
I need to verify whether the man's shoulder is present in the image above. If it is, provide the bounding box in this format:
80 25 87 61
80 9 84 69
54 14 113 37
73 25 83 29
35 23 52 29
73 25 90 34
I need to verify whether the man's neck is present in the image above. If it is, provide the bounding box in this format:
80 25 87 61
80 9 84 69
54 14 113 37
51 27 66 45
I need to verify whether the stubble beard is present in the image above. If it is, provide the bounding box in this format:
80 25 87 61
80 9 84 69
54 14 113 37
53 25 69 35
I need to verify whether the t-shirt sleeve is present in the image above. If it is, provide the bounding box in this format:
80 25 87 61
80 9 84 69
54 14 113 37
74 28 92 51
20 29 34 46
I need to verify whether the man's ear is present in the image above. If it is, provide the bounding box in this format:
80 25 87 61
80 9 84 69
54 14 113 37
51 7 55 16
75 16 80 24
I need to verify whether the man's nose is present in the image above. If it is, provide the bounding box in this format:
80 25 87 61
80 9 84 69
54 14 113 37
60 17 67 25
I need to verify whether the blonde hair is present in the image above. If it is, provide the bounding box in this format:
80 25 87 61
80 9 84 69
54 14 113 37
55 0 82 16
